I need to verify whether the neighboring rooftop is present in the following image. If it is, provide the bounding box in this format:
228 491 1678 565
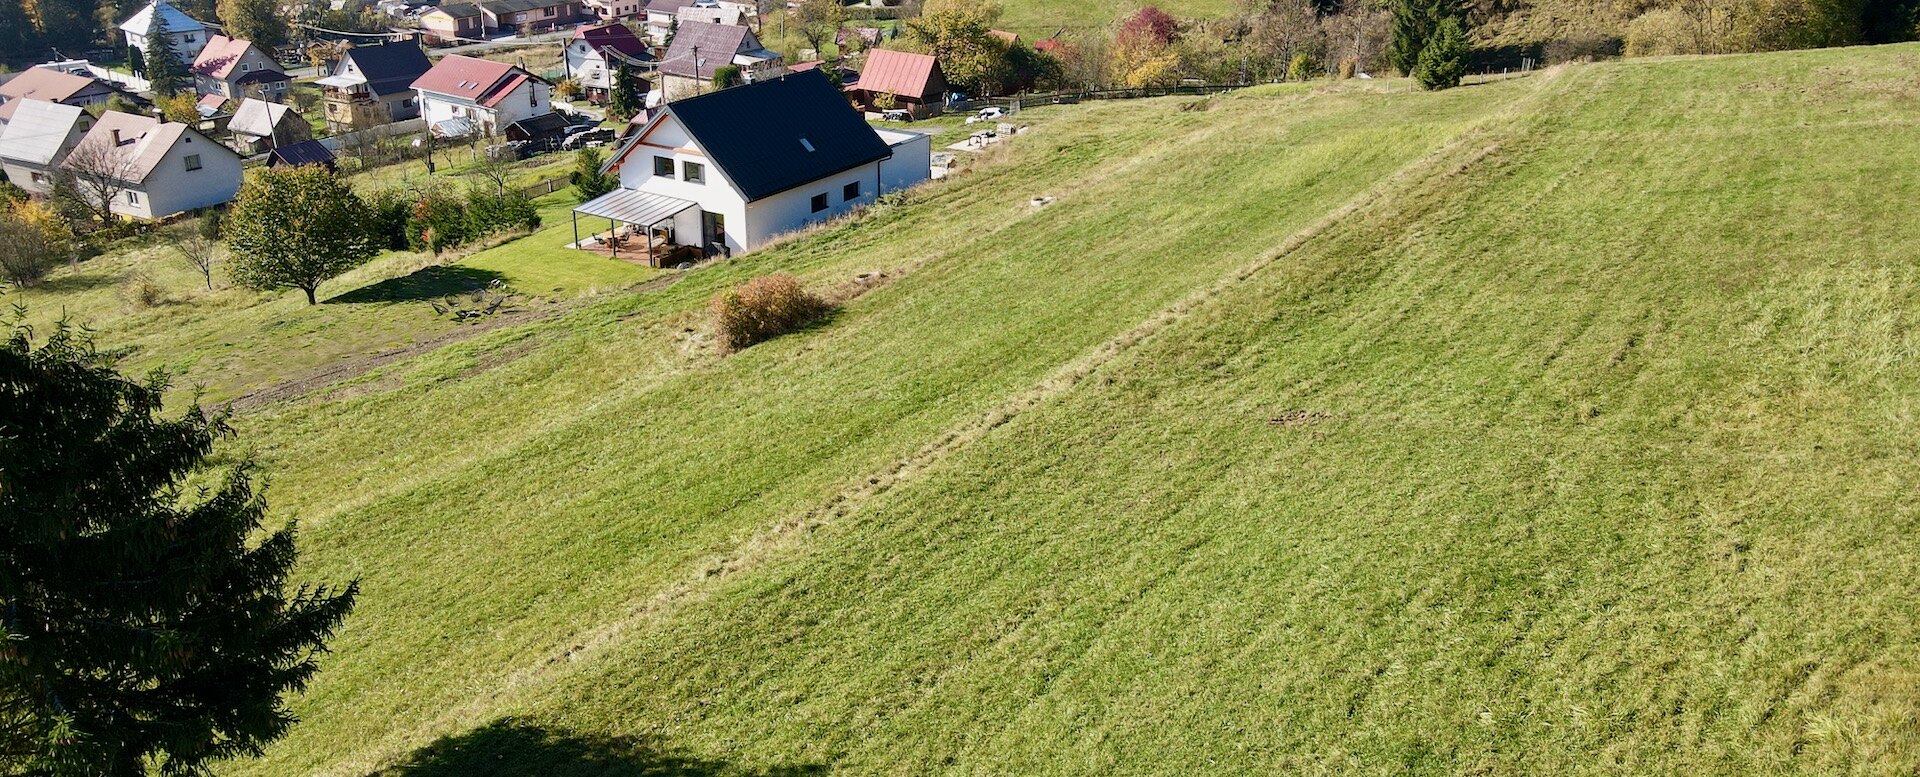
851 48 943 98
119 0 208 36
228 98 297 138
411 55 537 107
64 111 183 183
268 139 337 168
191 35 273 79
0 99 93 166
0 68 102 122
574 22 652 60
658 21 772 79
341 41 434 97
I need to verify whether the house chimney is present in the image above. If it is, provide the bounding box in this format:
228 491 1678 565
111 128 122 145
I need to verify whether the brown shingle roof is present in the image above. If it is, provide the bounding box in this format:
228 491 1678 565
658 21 755 79
0 68 99 121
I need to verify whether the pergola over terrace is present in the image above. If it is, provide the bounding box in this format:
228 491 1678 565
570 187 698 266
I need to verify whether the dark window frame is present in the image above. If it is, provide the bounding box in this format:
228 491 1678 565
810 193 828 213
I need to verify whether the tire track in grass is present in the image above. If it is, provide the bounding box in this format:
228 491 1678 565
335 72 1571 777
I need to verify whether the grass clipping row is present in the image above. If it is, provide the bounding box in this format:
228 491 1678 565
709 273 833 353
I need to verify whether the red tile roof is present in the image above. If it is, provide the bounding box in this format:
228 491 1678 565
851 49 943 100
411 54 531 106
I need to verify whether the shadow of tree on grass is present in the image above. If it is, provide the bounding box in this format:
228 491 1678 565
328 266 506 304
372 719 830 777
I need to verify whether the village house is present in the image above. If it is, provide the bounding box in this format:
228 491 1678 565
673 2 743 28
565 23 653 104
318 41 434 132
581 0 643 21
579 70 929 262
191 35 290 101
227 98 312 153
412 55 553 138
61 111 243 220
419 2 485 43
640 0 694 44
0 100 97 195
655 21 784 101
421 0 583 40
0 67 120 126
845 48 947 118
120 0 211 63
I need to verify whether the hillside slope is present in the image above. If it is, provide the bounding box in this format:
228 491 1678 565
25 45 1918 775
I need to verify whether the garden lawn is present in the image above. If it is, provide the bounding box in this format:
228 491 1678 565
17 43 1920 777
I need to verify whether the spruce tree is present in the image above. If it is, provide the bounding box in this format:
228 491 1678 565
607 62 643 121
0 323 358 776
1414 15 1469 90
143 7 186 97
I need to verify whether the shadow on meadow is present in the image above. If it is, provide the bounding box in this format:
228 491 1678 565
329 266 506 304
372 720 830 777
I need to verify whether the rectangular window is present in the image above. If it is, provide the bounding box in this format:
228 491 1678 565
843 181 859 201
682 160 703 183
654 156 673 176
810 193 828 213
184 154 202 171
529 88 536 105
126 191 139 204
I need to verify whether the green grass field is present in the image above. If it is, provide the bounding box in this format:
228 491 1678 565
15 44 1920 775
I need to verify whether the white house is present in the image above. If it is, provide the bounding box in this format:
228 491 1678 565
190 34 289 101
317 41 433 132
0 100 96 195
564 22 652 104
411 55 553 138
582 70 929 260
120 0 212 63
61 111 243 220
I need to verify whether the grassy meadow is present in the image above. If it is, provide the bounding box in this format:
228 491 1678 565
13 43 1920 775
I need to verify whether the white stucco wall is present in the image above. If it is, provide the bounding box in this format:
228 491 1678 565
877 130 931 192
617 124 749 254
419 77 550 137
2 161 54 195
128 30 209 62
110 131 242 220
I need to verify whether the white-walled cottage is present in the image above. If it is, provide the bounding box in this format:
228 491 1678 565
0 100 97 194
579 70 929 261
190 35 290 101
61 111 243 220
120 0 211 63
412 55 553 138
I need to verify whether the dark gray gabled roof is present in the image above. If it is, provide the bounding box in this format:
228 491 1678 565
664 70 890 202
344 41 433 97
268 139 336 168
